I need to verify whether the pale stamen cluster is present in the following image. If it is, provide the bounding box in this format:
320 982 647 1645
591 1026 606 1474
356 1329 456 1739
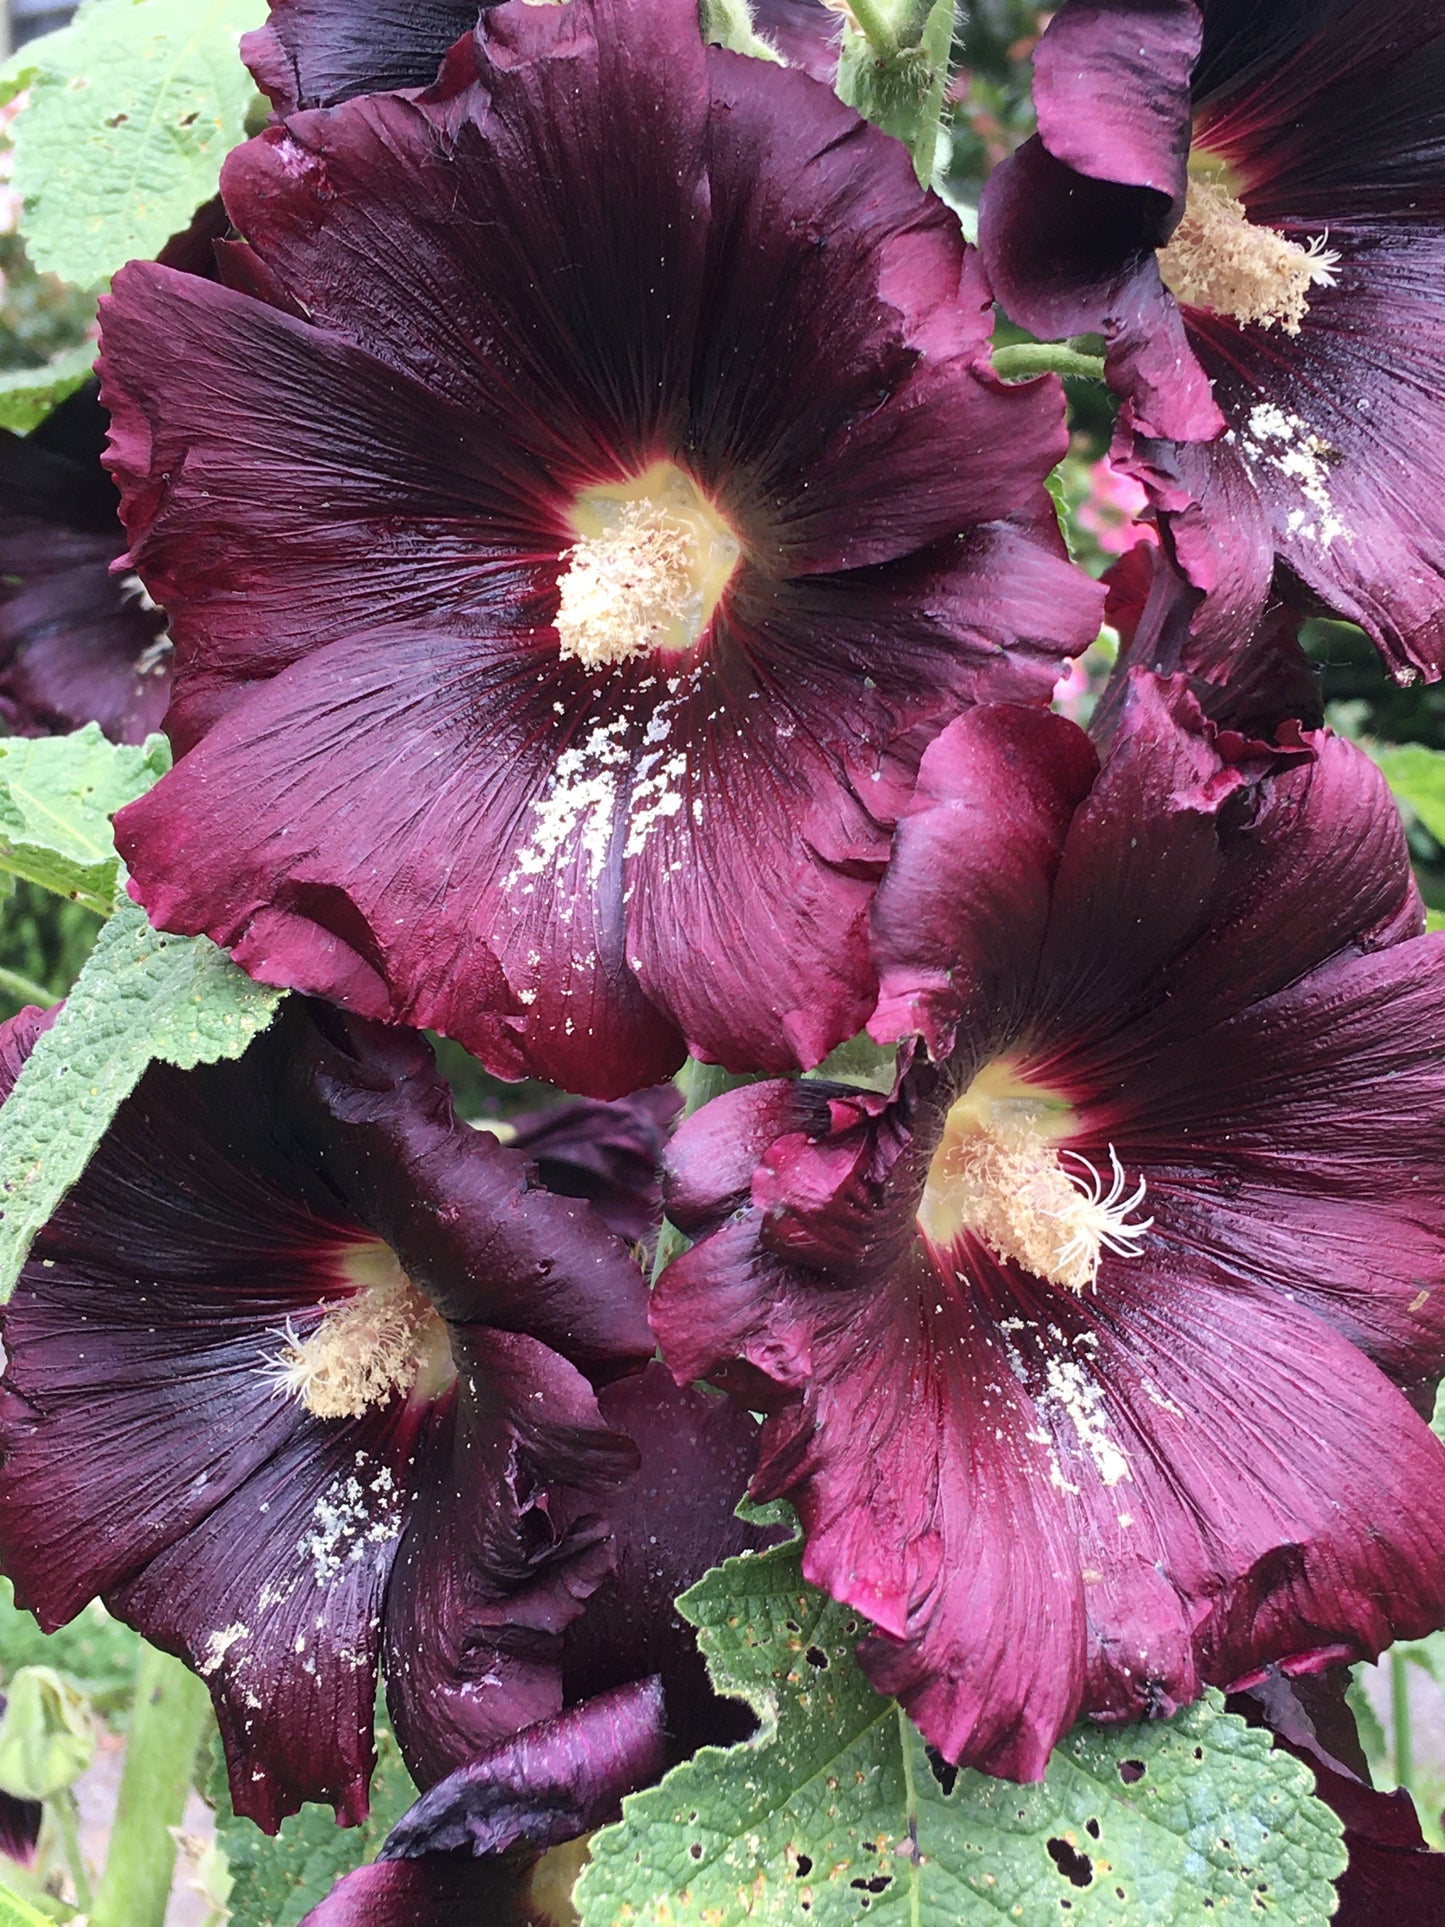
555 501 700 669
1157 176 1339 335
259 1278 442 1420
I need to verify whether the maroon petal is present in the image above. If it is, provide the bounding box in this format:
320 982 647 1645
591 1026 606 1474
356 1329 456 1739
0 1790 40 1870
298 1860 517 1927
102 0 1089 1094
109 1400 428 1832
381 1333 638 1790
243 0 485 113
506 1088 679 1247
1032 0 1200 197
752 0 841 81
382 1678 668 1859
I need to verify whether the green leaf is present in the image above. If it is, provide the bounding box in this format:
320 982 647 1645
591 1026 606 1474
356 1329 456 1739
0 1883 57 1927
578 1543 1346 1927
0 726 171 914
213 1717 416 1927
0 896 284 1300
1372 742 1445 845
6 0 265 289
0 342 97 435
0 1580 141 1720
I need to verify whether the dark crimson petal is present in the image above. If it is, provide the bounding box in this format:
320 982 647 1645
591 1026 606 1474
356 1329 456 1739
298 1859 519 1927
1032 0 1199 196
979 139 1222 442
111 635 690 1096
109 1398 428 1832
382 1332 638 1789
752 0 840 82
661 1076 826 1236
272 1008 654 1372
0 1790 40 1869
566 1366 776 1751
505 1088 679 1247
382 1678 668 1860
868 703 1098 1062
243 0 485 113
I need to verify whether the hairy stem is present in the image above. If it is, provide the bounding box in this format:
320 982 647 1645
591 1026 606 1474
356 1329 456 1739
89 1645 211 1927
700 0 784 60
1392 1648 1414 1794
51 1788 91 1914
992 341 1109 382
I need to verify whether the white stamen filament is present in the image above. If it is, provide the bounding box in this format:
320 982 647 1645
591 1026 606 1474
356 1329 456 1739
258 1245 451 1420
1157 175 1339 335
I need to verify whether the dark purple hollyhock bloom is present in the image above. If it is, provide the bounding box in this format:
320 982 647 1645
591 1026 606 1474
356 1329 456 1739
502 1087 680 1249
980 0 1445 681
306 1363 777 1926
100 0 1102 1100
1230 1669 1445 1926
242 0 840 114
0 1000 653 1831
0 381 170 744
652 673 1445 1781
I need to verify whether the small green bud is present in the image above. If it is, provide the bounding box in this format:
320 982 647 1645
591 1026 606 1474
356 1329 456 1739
0 1670 94 1803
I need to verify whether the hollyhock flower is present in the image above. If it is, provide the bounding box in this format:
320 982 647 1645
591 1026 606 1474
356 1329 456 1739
652 673 1445 1780
244 0 839 113
501 1087 680 1249
0 382 170 744
979 0 1445 680
100 0 1101 1099
0 999 653 1831
307 1362 777 1924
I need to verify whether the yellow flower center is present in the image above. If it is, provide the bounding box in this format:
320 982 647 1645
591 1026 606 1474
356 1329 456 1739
918 1062 1151 1293
1157 173 1339 336
555 460 741 668
261 1242 453 1420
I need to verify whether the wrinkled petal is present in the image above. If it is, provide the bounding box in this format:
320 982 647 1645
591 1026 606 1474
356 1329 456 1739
244 0 486 112
506 1088 679 1247
298 1859 520 1927
103 0 1091 1093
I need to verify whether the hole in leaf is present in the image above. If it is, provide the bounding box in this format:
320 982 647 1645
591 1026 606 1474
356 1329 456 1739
177 110 198 126
1118 1759 1145 1784
1194 1747 1204 1760
926 1748 957 1795
689 1844 702 1861
1085 1819 1100 1840
1116 1891 1126 1902
850 1876 892 1894
105 112 128 126
1046 1839 1093 1889
785 1620 801 1634
795 1855 813 1878
805 1645 829 1669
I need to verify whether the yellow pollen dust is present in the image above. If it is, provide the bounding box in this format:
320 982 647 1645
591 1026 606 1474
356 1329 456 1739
1157 175 1339 336
260 1242 453 1421
555 461 741 669
918 1062 1151 1293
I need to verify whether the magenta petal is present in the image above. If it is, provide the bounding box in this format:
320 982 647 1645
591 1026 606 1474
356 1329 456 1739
297 1859 515 1927
383 1678 668 1860
1032 0 1200 196
243 0 485 112
109 1401 426 1832
869 704 1098 1061
382 1332 638 1789
751 0 840 82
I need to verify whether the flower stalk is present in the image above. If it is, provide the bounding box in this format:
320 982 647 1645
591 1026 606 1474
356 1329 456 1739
88 1645 211 1927
837 0 955 182
992 342 1108 382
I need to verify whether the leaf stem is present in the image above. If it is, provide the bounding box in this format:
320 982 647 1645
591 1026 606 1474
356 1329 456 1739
1392 1648 1414 1794
51 1788 91 1914
844 0 901 58
88 1644 211 1927
0 967 58 1010
992 342 1109 382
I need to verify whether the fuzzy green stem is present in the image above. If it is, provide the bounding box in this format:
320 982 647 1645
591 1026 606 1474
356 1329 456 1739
838 0 956 184
89 1646 211 1927
0 967 59 1010
844 0 902 57
51 1789 90 1914
651 1058 756 1283
992 342 1109 382
699 0 784 60
1392 1648 1414 1794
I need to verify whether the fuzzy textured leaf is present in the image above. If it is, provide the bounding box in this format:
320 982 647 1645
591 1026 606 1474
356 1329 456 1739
1373 742 1445 845
0 727 170 914
0 895 284 1300
213 1719 416 1927
5 0 264 288
578 1543 1346 1927
0 1886 53 1927
0 343 97 435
